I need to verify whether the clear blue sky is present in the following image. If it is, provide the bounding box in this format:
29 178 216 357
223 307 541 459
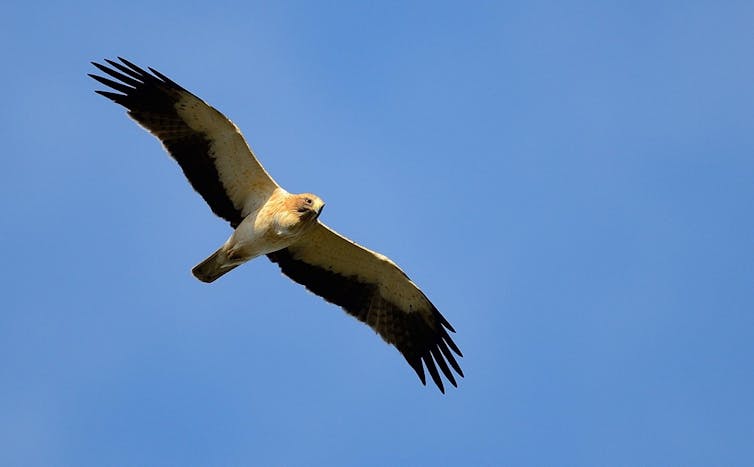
2 1 753 465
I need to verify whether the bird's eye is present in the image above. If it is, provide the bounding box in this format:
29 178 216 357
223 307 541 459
305 198 312 204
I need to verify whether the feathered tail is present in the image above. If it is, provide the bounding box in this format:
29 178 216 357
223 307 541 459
192 247 240 283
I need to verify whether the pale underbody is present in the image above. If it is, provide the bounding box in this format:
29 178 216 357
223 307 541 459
193 188 324 281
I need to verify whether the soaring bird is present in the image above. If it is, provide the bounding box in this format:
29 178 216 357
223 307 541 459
89 58 463 392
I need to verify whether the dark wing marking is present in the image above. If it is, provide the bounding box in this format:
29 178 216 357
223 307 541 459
267 223 463 393
89 57 278 227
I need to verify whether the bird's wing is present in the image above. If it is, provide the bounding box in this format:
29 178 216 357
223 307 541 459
267 222 463 393
90 57 279 228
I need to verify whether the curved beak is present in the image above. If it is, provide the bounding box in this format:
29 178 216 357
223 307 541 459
315 200 325 218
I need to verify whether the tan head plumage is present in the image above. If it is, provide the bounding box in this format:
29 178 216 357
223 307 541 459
273 193 325 236
288 193 325 221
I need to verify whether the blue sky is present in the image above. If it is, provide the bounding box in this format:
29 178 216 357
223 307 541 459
2 1 753 465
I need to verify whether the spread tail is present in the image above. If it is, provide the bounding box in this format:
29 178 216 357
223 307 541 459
192 247 240 283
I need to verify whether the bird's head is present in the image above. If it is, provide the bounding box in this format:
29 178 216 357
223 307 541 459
272 193 325 238
290 193 325 222
276 193 325 236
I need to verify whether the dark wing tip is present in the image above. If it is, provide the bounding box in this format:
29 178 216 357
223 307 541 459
89 73 135 94
397 309 463 393
93 90 127 105
431 347 457 388
438 338 464 377
89 57 184 104
148 66 183 88
406 356 427 386
116 56 148 75
422 354 445 394
441 318 456 334
442 329 463 357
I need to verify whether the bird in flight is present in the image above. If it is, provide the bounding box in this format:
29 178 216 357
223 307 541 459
89 58 463 392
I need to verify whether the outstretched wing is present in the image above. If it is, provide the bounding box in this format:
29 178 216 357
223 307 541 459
267 223 463 393
89 57 279 227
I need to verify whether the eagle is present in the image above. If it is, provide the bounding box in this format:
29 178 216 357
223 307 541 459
89 58 463 393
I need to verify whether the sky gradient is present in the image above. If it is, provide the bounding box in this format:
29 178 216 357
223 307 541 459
2 1 753 465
